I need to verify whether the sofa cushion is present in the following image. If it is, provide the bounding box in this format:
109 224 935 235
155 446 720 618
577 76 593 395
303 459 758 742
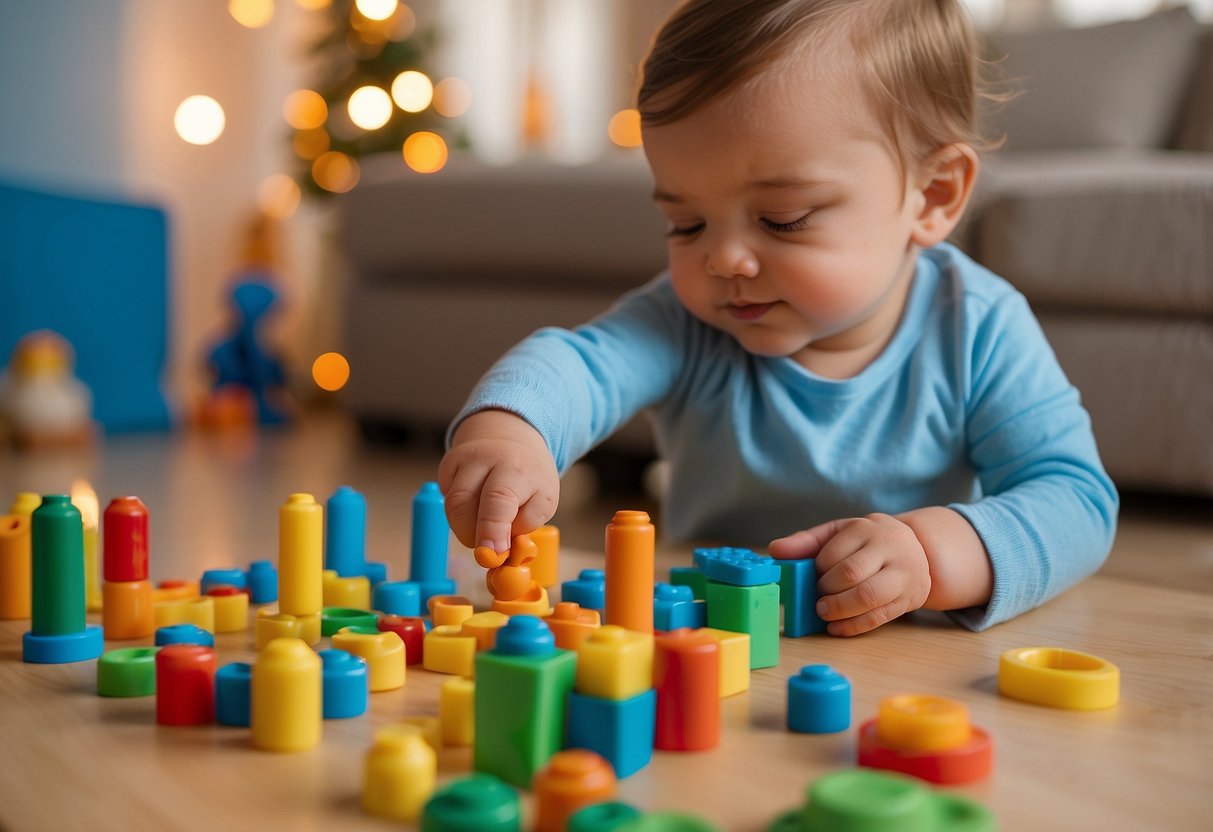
973 150 1213 316
987 8 1205 151
1175 30 1213 152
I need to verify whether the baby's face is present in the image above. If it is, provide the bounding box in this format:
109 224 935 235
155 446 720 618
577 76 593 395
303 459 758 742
643 54 929 375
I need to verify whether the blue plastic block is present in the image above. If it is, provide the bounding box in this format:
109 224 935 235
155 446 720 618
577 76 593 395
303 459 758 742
566 689 656 779
215 662 252 726
416 579 458 608
787 664 850 733
669 566 708 601
155 623 215 648
22 626 104 664
200 568 246 594
561 569 606 612
373 580 422 616
320 648 368 719
410 482 450 584
653 583 706 631
361 561 388 586
693 547 780 586
245 560 278 604
494 615 555 657
779 558 825 637
325 486 367 578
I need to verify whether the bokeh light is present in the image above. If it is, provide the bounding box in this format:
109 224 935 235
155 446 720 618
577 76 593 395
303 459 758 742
230 0 274 28
608 108 643 148
257 174 302 220
174 96 226 145
403 131 448 174
355 0 397 21
292 127 331 160
312 352 351 391
284 89 328 130
391 70 433 113
348 85 393 130
312 151 360 193
433 77 472 118
388 4 416 40
295 0 331 10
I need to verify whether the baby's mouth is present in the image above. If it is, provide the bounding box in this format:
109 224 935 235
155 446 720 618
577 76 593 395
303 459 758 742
727 301 776 321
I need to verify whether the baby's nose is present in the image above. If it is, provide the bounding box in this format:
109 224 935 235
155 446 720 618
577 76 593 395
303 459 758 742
706 238 759 278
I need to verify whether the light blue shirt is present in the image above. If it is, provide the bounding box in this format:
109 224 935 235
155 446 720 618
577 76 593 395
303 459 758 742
454 244 1119 630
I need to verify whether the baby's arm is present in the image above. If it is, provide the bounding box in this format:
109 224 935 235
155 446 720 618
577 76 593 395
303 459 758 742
438 409 560 554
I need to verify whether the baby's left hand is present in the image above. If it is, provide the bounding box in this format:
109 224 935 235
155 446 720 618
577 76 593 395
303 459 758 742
769 514 931 637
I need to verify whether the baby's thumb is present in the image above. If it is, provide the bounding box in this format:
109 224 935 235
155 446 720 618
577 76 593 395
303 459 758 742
475 486 522 555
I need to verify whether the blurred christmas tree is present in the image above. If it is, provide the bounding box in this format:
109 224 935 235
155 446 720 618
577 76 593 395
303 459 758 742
290 0 467 197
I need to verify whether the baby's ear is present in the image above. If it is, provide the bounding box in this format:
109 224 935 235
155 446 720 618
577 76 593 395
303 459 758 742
909 144 979 248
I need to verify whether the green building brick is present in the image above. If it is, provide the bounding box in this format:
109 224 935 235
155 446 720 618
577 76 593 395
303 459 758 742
705 580 780 669
669 566 708 601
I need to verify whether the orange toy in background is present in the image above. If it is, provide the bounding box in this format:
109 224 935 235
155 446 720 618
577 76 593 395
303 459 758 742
0 330 95 449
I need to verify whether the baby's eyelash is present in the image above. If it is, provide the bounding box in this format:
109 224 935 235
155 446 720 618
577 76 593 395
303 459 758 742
761 214 811 233
666 224 704 238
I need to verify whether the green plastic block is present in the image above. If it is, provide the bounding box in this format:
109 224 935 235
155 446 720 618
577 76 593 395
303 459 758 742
705 580 779 669
421 773 521 831
97 646 159 697
668 567 708 601
320 607 378 636
473 647 577 788
568 802 644 832
615 812 723 832
31 495 86 635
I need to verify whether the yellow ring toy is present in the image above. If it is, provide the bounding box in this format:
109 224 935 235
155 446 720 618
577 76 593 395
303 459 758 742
998 646 1119 710
875 694 972 751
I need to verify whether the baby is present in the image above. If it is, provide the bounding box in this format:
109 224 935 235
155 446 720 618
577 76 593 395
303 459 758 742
438 0 1118 635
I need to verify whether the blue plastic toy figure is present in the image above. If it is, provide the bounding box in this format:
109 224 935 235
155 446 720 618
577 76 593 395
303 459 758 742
206 275 290 425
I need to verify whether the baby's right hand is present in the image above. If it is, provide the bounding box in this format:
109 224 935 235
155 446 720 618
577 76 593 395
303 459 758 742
437 410 560 555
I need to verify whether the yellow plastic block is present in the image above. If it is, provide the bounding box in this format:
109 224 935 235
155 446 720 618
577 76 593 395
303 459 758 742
153 580 200 604
699 627 751 698
323 571 371 610
363 725 436 821
491 583 552 617
998 646 1120 710
252 637 322 752
279 493 322 618
211 591 250 633
255 609 303 650
423 624 477 677
332 629 405 692
155 596 215 633
529 524 560 588
575 625 653 700
398 715 442 751
876 694 971 752
439 677 475 747
428 595 475 628
461 611 509 652
9 492 41 517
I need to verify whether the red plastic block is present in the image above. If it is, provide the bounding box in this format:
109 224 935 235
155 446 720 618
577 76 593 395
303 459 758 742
653 628 719 751
103 497 149 582
857 719 993 784
379 615 426 665
156 643 217 725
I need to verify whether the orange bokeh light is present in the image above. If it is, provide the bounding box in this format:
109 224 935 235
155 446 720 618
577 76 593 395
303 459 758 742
608 108 643 148
312 352 351 392
403 131 448 174
312 151 360 193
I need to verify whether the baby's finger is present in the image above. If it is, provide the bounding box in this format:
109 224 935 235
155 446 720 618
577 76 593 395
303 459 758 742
513 489 558 539
475 475 525 554
826 600 908 637
768 518 855 560
815 537 879 595
817 569 900 621
438 463 482 549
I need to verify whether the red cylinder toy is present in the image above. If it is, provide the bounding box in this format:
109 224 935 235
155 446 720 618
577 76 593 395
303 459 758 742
103 496 149 582
379 615 426 665
653 629 720 751
156 644 217 726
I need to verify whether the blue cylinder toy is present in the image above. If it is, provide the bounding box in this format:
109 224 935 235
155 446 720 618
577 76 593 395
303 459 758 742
215 662 252 726
787 664 851 733
246 560 278 604
155 623 215 648
326 486 367 578
320 648 368 719
409 482 449 584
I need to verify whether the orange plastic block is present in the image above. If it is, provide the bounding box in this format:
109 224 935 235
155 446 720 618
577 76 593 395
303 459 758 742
460 611 509 652
698 627 751 698
332 629 405 692
0 514 32 619
858 693 993 784
529 524 560 589
323 571 371 610
155 595 215 633
101 580 155 640
483 534 538 601
363 725 437 821
575 625 653 700
255 609 303 649
209 587 250 633
423 624 477 677
532 749 617 832
153 579 200 604
492 583 551 617
545 602 601 651
428 594 474 628
439 677 475 747
252 637 322 752
604 511 654 634
876 694 971 751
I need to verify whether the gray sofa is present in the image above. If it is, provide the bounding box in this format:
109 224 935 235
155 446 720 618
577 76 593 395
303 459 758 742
337 9 1213 496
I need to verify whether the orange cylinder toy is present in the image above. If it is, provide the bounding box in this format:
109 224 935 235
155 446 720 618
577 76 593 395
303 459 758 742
0 514 32 619
532 749 617 832
529 524 560 588
653 629 720 751
604 510 654 634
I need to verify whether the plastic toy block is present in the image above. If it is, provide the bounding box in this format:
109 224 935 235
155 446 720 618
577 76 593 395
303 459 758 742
479 532 535 581
321 606 379 637
411 481 452 585
440 677 475 746
363 724 437 821
857 694 993 784
492 582 552 617
697 628 750 698
331 629 405 692
545 602 601 651
102 497 149 582
653 583 706 632
322 572 372 610
0 513 32 619
461 611 510 652
154 596 215 633
246 560 278 604
705 580 780 669
97 646 159 697
429 594 475 628
320 648 368 719
23 495 104 664
605 511 655 633
155 623 214 647
424 624 478 677
693 547 781 586
575 625 653 700
252 637 322 751
255 609 303 649
101 579 155 640
474 616 578 788
788 665 850 733
768 768 996 832
530 524 560 588
215 661 252 726
373 580 422 616
653 629 720 751
209 587 249 633
400 715 444 751
421 773 522 831
568 802 643 832
156 643 217 725
325 485 367 577
153 579 199 604
778 558 825 637
615 813 722 831
83 520 101 614
668 566 707 601
533 749 617 832
278 493 323 625
361 561 388 585
998 646 1120 710
379 614 425 664
566 689 656 779
562 568 606 613
10 492 40 516
200 568 246 595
